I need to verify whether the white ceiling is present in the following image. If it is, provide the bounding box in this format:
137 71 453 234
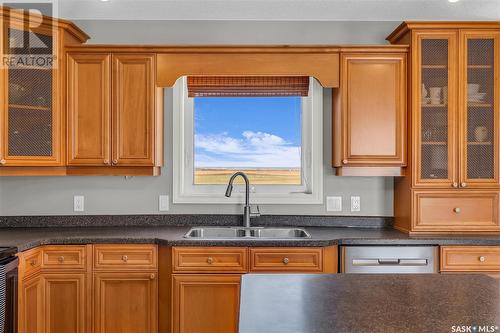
12 0 500 21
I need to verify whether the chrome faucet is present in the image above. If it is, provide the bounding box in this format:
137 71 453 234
225 172 260 228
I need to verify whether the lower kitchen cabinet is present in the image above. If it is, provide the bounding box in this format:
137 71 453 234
94 272 158 333
20 275 43 333
172 274 241 333
43 273 87 333
440 246 500 280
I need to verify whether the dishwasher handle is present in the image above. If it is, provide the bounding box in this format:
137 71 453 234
352 258 428 266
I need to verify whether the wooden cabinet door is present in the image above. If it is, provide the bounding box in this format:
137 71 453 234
336 53 406 167
67 53 111 165
414 31 459 188
459 30 500 188
112 54 156 166
42 273 87 333
20 275 43 333
94 272 157 333
172 274 241 333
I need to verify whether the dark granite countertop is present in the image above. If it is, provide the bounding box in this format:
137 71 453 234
0 225 500 252
239 274 500 333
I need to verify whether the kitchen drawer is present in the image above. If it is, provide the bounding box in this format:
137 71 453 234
441 246 500 272
19 248 41 277
249 248 323 272
94 245 157 270
414 191 500 231
41 246 87 270
172 247 248 273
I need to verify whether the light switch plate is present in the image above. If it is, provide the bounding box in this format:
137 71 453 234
74 195 84 212
351 196 361 212
326 196 342 212
159 195 169 211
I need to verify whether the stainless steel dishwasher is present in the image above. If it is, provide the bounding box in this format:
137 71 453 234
342 246 439 274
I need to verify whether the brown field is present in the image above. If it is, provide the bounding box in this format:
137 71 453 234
194 168 301 185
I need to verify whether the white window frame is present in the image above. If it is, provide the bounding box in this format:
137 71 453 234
172 76 323 204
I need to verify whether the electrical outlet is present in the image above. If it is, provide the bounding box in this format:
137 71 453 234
74 195 84 212
159 195 169 212
351 196 361 212
326 196 342 212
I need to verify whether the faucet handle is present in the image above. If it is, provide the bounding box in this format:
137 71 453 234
250 205 261 218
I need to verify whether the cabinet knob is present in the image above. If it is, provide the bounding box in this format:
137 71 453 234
103 159 110 165
150 273 155 280
452 182 458 188
461 182 467 188
206 257 214 264
342 159 348 164
282 257 290 265
112 159 118 165
58 256 65 263
0 159 6 165
479 256 486 262
122 255 128 262
453 207 461 214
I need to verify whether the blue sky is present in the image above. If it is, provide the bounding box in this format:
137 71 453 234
194 96 302 169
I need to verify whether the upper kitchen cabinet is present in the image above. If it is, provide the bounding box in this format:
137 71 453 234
333 47 408 176
389 22 500 233
0 6 89 174
67 51 163 176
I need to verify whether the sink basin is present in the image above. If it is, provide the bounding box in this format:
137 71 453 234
184 227 311 240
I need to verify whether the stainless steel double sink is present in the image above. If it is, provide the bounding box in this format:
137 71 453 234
184 227 311 240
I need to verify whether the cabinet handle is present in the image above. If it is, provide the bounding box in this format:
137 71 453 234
453 207 461 214
342 159 348 164
58 256 65 263
150 273 155 280
461 182 467 188
103 159 110 165
452 182 458 188
282 257 290 265
479 256 486 262
122 255 128 262
0 159 6 165
112 159 118 165
206 257 214 264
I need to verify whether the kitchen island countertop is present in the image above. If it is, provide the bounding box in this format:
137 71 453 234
239 274 500 333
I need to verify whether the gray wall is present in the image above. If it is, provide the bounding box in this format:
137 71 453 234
0 20 398 217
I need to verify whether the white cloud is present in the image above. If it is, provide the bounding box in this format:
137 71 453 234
195 131 301 168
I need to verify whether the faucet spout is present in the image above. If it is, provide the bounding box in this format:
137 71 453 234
225 172 252 228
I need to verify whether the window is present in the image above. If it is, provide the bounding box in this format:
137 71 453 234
173 76 323 204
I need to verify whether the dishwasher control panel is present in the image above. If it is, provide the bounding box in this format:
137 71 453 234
342 246 439 274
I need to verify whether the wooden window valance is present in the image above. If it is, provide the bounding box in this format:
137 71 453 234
187 76 310 97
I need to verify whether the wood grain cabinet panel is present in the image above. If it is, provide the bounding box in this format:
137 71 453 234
172 247 248 273
172 274 241 333
94 272 158 333
112 54 156 166
333 51 407 176
42 273 87 333
67 53 111 165
19 274 43 333
414 191 500 231
94 244 157 271
20 248 42 278
441 246 500 271
249 248 323 272
41 246 87 270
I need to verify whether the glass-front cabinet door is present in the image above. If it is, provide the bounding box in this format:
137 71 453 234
459 31 500 188
1 25 60 166
415 32 458 187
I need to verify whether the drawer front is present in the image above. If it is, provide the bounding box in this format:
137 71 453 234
41 246 87 270
250 248 323 272
20 248 41 276
173 247 248 273
414 192 500 231
94 245 157 270
441 246 500 272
